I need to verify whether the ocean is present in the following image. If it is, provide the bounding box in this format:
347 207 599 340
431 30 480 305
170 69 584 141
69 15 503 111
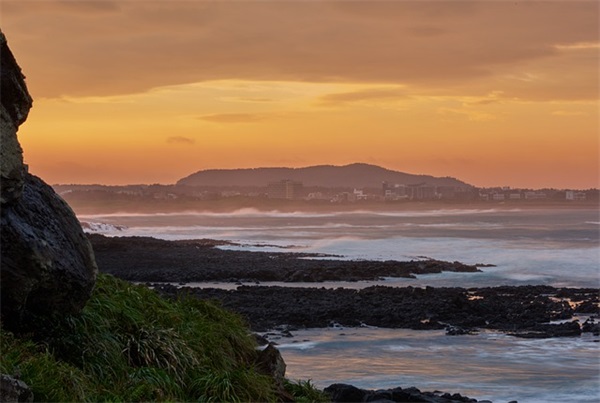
80 207 600 402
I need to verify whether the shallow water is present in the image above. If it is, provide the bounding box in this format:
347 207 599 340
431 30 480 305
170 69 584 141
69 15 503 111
275 326 600 403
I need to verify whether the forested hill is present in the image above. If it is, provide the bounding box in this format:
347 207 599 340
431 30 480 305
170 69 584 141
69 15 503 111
177 163 472 188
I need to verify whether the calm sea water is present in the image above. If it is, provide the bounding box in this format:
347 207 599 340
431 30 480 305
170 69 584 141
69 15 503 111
80 207 600 402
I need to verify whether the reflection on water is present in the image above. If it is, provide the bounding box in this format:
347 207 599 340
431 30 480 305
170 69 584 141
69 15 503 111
276 327 600 403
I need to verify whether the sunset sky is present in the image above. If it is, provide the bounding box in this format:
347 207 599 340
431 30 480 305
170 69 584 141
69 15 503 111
2 0 598 188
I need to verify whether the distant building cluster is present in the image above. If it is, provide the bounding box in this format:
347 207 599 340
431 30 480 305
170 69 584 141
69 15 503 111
54 181 597 206
266 180 303 200
565 190 587 201
478 187 587 202
382 182 471 201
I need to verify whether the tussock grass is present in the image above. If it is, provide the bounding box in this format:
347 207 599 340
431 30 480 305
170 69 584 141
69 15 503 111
1 273 276 402
285 379 330 403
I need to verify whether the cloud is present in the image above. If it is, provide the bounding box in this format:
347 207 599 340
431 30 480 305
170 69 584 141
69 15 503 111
2 1 597 102
466 99 501 106
317 87 408 106
554 42 600 51
235 97 274 103
219 97 275 104
552 110 588 117
197 113 266 123
167 136 195 145
437 107 497 122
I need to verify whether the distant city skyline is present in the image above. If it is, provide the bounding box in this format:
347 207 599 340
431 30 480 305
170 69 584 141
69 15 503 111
3 1 598 188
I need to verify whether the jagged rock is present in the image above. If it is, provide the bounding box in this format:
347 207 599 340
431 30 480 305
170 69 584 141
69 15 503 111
0 374 33 402
582 318 600 335
0 33 97 332
255 343 293 401
325 384 480 403
0 31 32 205
324 383 366 402
255 343 287 386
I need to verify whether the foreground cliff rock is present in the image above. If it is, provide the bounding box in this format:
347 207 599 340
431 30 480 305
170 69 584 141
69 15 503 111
0 33 30 204
0 32 97 332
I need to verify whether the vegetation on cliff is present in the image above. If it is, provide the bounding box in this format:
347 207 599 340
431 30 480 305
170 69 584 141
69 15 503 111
0 273 324 402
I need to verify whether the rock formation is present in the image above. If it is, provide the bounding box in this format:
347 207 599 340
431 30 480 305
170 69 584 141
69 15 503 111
0 374 33 403
0 32 31 204
323 383 483 403
0 31 97 332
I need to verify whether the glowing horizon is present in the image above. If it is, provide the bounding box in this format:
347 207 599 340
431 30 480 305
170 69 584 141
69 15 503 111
3 1 598 189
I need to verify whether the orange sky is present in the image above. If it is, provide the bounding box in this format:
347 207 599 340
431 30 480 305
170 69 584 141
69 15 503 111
2 1 598 188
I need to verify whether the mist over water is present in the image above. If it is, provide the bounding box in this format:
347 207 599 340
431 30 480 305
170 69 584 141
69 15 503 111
81 207 600 402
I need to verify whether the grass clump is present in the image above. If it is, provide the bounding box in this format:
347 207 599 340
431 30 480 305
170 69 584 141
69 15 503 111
285 379 330 403
1 273 276 402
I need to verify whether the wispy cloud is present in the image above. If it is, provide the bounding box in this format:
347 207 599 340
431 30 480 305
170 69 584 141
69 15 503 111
234 97 274 103
554 42 600 51
438 107 497 122
317 88 408 106
197 113 266 123
167 136 195 145
552 110 588 117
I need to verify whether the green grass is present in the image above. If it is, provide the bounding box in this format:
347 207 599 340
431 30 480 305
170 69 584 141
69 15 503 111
284 379 330 403
1 273 277 402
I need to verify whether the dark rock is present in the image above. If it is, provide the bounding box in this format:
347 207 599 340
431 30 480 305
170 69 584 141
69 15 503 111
365 389 393 402
389 387 413 401
89 234 481 283
109 238 596 339
445 325 478 336
325 384 482 403
255 343 286 387
253 333 270 346
574 299 600 315
254 343 293 401
0 33 97 332
155 283 597 338
0 374 33 403
1 175 98 331
0 31 32 205
510 320 582 339
582 318 600 335
324 383 366 402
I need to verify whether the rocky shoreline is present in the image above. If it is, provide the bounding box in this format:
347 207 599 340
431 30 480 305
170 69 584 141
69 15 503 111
89 234 599 339
153 283 599 338
89 234 482 283
89 234 599 402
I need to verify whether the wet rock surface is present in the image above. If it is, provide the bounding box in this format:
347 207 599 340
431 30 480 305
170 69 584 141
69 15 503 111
91 235 598 338
154 283 599 337
89 234 480 283
324 383 482 403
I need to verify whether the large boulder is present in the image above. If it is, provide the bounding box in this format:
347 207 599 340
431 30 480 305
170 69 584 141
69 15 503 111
0 31 97 331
